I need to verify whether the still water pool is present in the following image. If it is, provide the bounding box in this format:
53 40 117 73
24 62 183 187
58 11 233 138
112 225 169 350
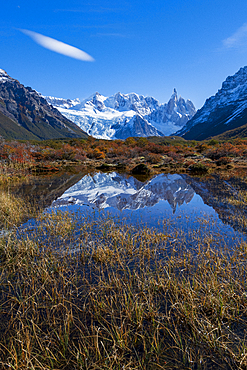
27 171 245 248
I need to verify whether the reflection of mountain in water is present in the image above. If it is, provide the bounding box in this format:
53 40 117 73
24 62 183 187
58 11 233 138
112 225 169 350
182 174 247 233
13 172 86 209
11 170 247 235
53 172 195 212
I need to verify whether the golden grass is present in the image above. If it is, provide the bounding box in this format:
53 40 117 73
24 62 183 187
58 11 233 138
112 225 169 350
0 190 34 229
0 209 246 369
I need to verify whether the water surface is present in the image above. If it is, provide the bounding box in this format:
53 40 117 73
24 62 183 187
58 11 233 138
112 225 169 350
45 171 247 244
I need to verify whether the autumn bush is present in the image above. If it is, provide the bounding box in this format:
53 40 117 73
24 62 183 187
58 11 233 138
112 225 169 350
215 156 232 166
92 148 106 159
205 142 243 160
146 153 163 164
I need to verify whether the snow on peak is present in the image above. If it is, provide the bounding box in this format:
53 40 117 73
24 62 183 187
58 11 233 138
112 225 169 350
0 69 12 83
0 69 8 76
46 89 196 139
45 96 81 109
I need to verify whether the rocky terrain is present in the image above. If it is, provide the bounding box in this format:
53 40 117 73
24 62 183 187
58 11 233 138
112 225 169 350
0 69 88 140
177 66 247 140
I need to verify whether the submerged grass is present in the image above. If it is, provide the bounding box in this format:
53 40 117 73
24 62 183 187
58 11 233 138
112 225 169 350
0 209 247 369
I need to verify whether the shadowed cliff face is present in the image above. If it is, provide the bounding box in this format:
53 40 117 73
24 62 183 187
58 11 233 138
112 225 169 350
0 69 88 140
177 66 247 140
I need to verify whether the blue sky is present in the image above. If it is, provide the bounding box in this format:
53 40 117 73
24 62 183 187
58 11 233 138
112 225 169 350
2 0 247 109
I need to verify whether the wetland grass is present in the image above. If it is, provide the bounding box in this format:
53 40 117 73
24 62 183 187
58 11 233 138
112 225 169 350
0 209 247 369
0 190 36 230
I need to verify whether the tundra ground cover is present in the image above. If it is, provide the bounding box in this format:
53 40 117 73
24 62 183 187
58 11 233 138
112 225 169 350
1 137 247 368
0 205 247 369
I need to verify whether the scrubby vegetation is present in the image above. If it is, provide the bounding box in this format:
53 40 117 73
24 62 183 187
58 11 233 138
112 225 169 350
0 209 247 369
0 190 34 229
1 136 247 178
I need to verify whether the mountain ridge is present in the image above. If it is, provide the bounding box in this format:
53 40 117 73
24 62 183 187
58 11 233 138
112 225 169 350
177 66 247 140
0 69 88 140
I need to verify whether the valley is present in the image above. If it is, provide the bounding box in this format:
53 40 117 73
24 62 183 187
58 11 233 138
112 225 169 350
1 66 247 369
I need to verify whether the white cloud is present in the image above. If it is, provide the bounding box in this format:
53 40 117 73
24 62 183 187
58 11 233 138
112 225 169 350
223 23 247 49
19 29 94 62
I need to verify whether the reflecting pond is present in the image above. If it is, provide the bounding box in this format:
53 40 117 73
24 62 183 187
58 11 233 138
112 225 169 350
16 170 247 249
28 171 246 241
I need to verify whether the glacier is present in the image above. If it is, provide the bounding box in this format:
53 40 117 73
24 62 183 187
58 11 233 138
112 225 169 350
45 89 196 140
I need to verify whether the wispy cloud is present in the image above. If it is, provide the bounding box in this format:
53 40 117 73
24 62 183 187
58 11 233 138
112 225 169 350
223 23 247 49
19 29 94 62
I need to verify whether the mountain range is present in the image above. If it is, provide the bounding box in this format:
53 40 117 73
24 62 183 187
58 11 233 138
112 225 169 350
2 66 247 141
177 66 247 140
0 69 87 140
45 90 196 140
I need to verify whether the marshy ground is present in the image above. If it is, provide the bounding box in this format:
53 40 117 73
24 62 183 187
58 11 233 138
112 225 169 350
1 138 247 369
0 198 247 369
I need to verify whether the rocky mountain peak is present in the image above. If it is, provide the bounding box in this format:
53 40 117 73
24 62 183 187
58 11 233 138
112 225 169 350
0 69 14 83
47 89 196 139
0 70 87 140
113 92 131 110
91 92 105 111
221 66 247 91
172 88 178 97
176 65 247 140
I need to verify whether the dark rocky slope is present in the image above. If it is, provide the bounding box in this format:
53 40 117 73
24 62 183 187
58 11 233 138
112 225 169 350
0 69 88 140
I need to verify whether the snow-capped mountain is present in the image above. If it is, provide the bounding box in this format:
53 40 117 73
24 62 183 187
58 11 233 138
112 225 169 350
52 172 195 212
45 90 196 140
177 66 247 140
